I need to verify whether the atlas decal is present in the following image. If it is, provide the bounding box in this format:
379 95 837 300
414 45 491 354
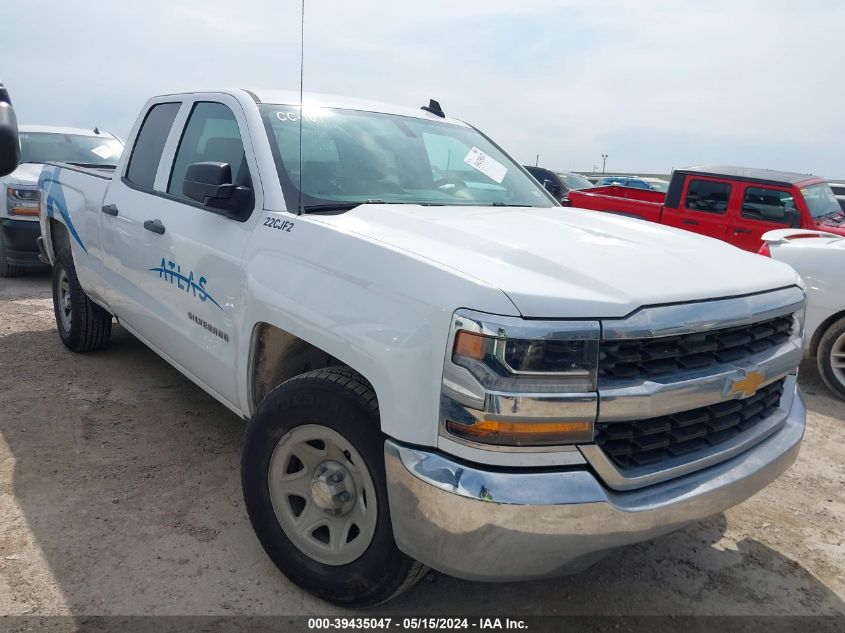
148 258 223 310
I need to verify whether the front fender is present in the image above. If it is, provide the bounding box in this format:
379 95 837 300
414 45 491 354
238 216 518 447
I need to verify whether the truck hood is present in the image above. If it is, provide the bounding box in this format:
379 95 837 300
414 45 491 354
3 163 44 186
319 204 802 318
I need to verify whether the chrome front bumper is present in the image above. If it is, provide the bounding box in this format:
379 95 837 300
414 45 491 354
384 384 805 582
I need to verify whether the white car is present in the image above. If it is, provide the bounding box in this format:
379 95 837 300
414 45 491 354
38 89 806 605
761 228 845 398
0 125 122 276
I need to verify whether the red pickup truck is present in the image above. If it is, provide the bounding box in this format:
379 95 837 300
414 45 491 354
566 165 844 252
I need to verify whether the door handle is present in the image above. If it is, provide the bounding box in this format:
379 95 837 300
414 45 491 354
682 219 699 225
101 203 119 217
734 228 752 234
143 219 166 235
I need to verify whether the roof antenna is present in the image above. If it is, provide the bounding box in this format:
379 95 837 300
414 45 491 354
296 0 305 216
421 99 445 118
93 127 100 134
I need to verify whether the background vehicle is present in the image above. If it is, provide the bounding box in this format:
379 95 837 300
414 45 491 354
829 181 845 211
1 126 122 276
595 175 670 192
567 165 844 252
39 90 806 606
524 166 593 201
760 229 845 400
0 80 19 178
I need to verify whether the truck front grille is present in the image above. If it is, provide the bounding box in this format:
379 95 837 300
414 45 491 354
595 378 785 469
598 315 793 381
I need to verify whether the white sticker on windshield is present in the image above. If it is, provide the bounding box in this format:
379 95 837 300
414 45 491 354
463 147 507 183
91 144 116 159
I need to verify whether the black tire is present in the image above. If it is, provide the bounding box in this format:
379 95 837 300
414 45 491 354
52 248 112 352
817 316 845 400
242 366 427 606
0 235 25 277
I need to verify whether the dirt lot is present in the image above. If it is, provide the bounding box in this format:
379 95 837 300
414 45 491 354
0 271 843 617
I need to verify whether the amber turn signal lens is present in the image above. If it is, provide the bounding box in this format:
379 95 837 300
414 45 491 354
446 418 593 446
9 207 40 217
453 330 489 361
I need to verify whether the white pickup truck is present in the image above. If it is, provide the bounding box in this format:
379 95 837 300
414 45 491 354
38 89 807 606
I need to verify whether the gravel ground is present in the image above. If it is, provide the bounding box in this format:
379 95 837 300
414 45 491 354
0 271 843 617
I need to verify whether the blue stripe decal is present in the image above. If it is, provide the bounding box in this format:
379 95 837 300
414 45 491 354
38 166 87 253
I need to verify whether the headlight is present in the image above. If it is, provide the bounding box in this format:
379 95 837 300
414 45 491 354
7 187 40 217
440 309 599 448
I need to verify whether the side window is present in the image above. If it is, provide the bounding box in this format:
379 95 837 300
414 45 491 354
125 102 181 189
685 179 731 214
168 102 251 198
741 187 796 224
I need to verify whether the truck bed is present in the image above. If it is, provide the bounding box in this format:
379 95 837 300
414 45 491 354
567 185 664 221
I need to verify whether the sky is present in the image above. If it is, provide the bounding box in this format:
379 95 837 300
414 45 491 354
2 0 844 176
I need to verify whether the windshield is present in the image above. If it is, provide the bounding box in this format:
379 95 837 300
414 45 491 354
19 132 123 166
260 105 554 209
801 183 842 219
557 172 593 191
646 179 670 192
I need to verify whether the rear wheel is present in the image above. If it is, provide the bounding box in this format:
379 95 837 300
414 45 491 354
242 367 427 606
52 248 112 352
0 236 25 277
817 316 845 400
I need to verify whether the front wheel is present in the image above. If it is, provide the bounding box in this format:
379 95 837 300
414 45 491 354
817 316 845 400
52 248 112 352
241 367 427 606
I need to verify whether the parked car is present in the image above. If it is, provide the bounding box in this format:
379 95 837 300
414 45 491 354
596 175 652 190
760 229 845 399
524 166 593 201
829 181 845 211
1 125 123 276
567 165 844 252
39 89 806 606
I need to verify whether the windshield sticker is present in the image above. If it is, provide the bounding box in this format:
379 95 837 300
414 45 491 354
463 147 507 183
90 144 118 159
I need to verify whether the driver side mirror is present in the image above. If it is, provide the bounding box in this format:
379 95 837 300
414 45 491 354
183 161 253 219
0 82 20 178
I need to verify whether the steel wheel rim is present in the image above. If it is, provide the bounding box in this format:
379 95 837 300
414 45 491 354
268 424 378 565
57 267 72 332
830 331 845 387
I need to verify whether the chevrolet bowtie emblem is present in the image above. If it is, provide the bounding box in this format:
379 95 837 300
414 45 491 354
728 371 766 398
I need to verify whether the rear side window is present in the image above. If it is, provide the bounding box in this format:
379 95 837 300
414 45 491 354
741 187 796 224
168 102 251 198
125 102 181 189
685 179 731 214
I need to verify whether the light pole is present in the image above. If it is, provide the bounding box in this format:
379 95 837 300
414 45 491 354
601 154 608 174
535 153 540 167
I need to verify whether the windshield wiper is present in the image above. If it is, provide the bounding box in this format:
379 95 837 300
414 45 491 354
302 200 391 213
817 209 845 223
491 202 532 207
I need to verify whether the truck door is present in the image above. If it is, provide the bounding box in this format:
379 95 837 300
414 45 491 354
660 177 733 242
100 101 183 330
729 184 799 252
123 97 262 408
